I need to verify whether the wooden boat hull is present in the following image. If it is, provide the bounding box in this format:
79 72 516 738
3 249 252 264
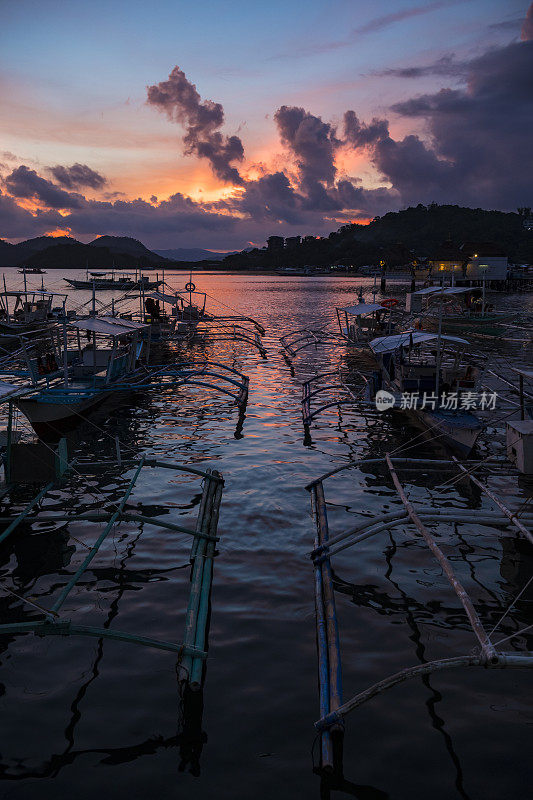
413 408 483 457
426 312 517 337
16 392 114 437
15 363 150 437
65 279 162 290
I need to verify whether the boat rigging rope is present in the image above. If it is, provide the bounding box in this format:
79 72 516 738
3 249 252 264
488 574 533 640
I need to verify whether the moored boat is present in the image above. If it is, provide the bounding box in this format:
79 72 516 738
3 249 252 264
64 270 162 290
15 316 150 436
406 286 517 336
369 330 485 456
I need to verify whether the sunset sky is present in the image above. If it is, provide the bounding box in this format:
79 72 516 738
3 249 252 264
1 0 531 250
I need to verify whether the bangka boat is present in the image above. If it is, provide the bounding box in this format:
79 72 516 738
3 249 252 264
276 266 313 276
369 330 484 456
18 267 46 275
406 286 517 336
15 316 151 436
0 288 67 338
336 300 397 344
64 270 162 290
118 283 266 354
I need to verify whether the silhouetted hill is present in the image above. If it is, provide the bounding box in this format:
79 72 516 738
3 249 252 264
0 236 82 266
224 204 533 268
0 235 174 268
25 241 172 270
89 236 168 263
155 247 230 261
0 240 16 264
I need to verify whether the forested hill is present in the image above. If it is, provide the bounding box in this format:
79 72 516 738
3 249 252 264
223 204 533 268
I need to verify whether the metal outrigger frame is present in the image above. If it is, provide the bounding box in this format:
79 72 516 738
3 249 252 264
146 359 249 411
302 369 372 427
193 321 267 358
280 328 342 359
305 454 533 775
0 455 224 691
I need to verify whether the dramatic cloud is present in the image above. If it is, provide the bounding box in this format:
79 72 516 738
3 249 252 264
2 14 531 249
274 106 340 189
4 166 85 209
379 38 533 206
0 189 62 237
343 111 389 147
522 2 533 40
49 163 107 190
147 67 245 185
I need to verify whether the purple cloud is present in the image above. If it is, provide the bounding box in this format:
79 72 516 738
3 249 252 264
146 66 245 185
4 166 85 209
49 163 107 190
343 111 389 147
274 105 340 188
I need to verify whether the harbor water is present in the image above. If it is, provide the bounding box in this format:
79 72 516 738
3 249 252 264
0 270 532 800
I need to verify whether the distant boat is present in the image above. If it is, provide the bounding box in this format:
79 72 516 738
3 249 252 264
276 266 313 276
64 271 162 290
18 267 46 275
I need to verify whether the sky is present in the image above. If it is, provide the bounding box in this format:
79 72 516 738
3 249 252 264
0 0 531 250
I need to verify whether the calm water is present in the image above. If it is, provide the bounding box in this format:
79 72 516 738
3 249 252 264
0 271 532 800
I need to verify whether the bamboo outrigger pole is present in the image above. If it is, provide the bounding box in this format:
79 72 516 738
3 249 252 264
386 454 497 663
310 480 343 771
451 456 533 545
181 470 224 688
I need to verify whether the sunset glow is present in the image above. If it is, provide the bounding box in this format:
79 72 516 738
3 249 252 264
1 0 531 250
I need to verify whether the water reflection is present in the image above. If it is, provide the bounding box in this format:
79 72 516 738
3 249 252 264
0 272 530 799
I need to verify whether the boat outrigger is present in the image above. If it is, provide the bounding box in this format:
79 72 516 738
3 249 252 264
306 456 533 781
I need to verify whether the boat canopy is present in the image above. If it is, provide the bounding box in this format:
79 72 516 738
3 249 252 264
342 303 385 316
370 330 469 355
0 290 67 298
412 286 471 297
145 290 180 304
70 317 149 337
0 381 24 401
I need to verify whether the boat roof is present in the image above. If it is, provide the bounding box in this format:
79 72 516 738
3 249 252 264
70 317 149 336
370 330 470 354
0 290 67 298
0 381 25 401
341 303 385 316
146 290 180 304
413 286 471 297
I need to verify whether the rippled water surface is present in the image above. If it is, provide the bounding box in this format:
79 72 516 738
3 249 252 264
0 271 532 800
